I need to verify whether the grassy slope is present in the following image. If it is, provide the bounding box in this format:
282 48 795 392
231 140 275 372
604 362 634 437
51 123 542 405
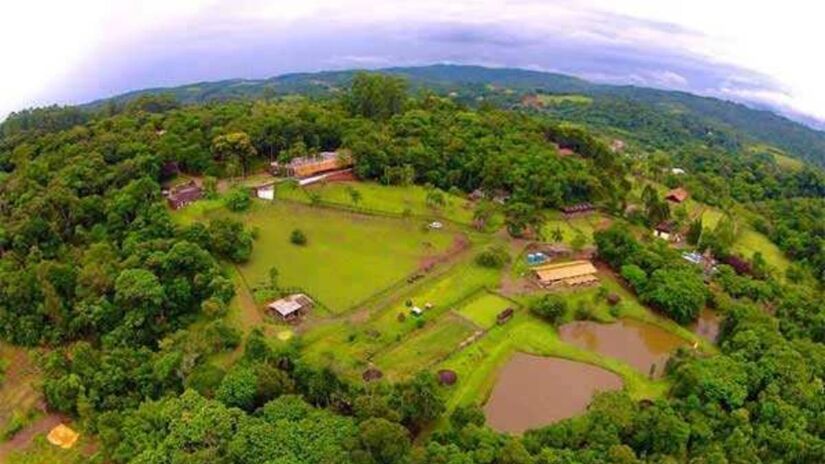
277 181 478 225
182 199 455 314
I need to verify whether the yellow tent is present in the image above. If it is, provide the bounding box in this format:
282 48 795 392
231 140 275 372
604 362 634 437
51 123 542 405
47 423 79 449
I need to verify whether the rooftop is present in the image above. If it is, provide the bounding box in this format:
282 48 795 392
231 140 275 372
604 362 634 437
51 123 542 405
665 187 689 203
533 260 597 282
267 293 313 317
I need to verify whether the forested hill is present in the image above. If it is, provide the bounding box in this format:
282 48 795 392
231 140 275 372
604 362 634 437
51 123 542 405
77 64 825 168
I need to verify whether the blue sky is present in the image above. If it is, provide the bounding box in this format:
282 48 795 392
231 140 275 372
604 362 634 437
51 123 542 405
2 0 823 126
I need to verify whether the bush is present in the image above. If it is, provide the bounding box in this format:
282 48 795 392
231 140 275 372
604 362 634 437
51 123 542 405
621 264 648 291
640 268 707 324
574 301 595 320
530 294 567 325
475 245 511 268
290 229 307 246
224 187 252 212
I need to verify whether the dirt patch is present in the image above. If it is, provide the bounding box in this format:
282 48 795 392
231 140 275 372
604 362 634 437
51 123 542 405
497 272 538 298
418 233 470 272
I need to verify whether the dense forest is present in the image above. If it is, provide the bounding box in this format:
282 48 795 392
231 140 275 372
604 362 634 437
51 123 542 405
60 64 825 169
0 72 823 463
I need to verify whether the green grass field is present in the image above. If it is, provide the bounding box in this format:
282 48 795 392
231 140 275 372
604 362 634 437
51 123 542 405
373 313 476 381
536 94 593 105
178 200 455 314
541 211 610 247
238 201 456 313
300 259 501 379
277 181 477 225
733 228 791 273
457 292 514 328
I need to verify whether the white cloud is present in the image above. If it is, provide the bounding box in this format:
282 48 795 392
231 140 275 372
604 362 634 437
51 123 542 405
1 0 824 123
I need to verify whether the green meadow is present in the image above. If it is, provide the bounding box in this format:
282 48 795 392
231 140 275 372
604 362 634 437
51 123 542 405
457 292 514 328
277 181 478 225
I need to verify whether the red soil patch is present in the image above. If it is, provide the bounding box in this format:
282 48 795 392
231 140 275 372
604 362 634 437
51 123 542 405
418 234 470 272
321 169 357 183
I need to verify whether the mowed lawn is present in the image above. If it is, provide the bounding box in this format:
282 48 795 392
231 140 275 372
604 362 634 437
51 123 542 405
373 313 476 381
277 181 477 225
457 292 514 328
733 228 791 273
299 258 502 379
541 211 610 246
236 201 454 313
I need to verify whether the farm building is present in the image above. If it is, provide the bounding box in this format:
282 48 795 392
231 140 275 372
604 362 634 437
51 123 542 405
271 151 352 178
653 221 682 242
532 260 598 287
166 181 202 209
665 187 689 203
671 167 686 175
267 293 314 321
251 182 276 200
561 203 595 215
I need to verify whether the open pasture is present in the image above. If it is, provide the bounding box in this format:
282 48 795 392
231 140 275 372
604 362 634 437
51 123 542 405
277 181 477 225
457 292 514 328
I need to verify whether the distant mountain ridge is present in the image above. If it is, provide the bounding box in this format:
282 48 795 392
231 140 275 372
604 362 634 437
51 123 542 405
87 64 825 168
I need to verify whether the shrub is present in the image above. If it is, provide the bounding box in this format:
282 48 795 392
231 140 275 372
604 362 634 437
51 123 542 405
530 294 567 325
621 264 648 291
574 301 595 320
475 245 511 268
224 187 252 212
290 229 307 246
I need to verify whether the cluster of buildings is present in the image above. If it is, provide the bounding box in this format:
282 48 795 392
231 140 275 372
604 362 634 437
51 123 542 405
165 150 354 210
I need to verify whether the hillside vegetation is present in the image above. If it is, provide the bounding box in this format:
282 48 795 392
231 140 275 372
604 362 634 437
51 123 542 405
0 71 823 463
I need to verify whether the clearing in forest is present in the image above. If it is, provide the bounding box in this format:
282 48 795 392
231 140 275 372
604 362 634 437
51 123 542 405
277 181 477 225
236 201 455 313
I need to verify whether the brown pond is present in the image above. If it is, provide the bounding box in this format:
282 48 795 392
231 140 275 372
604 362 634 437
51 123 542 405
484 353 623 434
558 319 688 377
692 308 720 342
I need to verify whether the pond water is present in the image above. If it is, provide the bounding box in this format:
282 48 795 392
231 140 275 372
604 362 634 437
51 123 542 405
484 353 623 434
558 319 688 377
692 308 720 342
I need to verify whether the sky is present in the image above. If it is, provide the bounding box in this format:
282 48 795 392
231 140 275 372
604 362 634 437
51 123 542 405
1 0 823 126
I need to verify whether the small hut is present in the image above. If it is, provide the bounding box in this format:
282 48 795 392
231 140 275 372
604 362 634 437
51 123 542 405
607 294 621 306
166 181 203 209
267 294 314 321
437 369 458 386
665 187 689 203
